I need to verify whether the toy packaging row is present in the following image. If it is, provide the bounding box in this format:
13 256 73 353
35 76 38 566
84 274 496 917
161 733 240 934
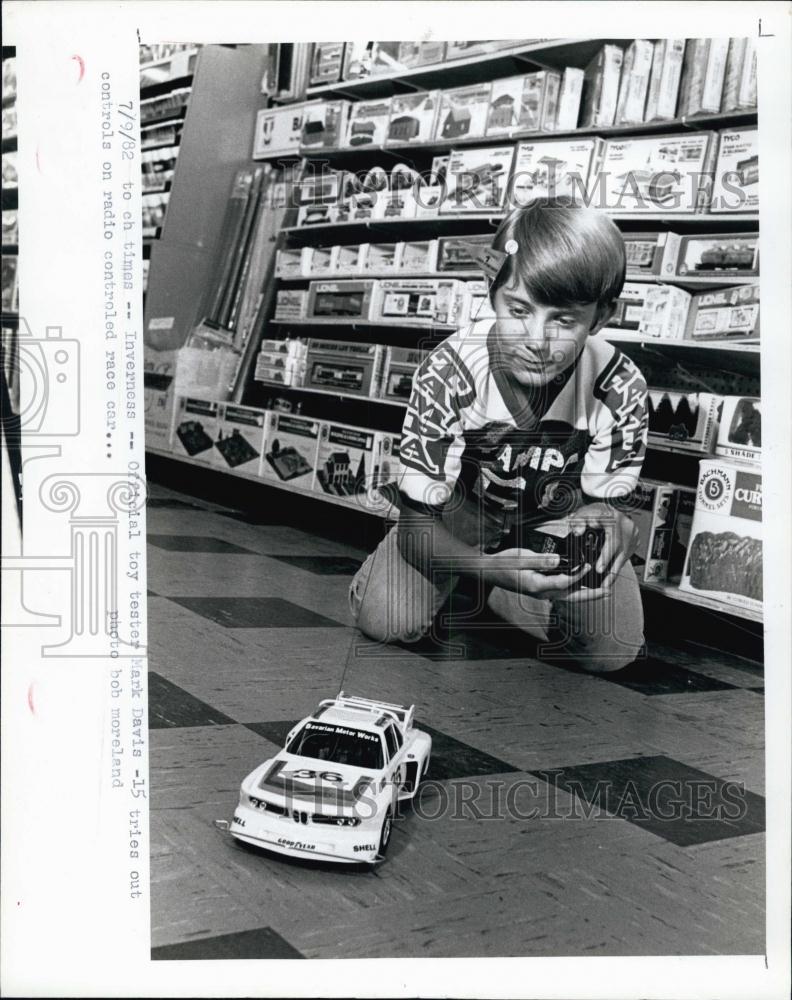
169 394 403 511
647 391 761 462
610 280 760 341
679 458 762 613
276 240 441 278
623 231 759 280
614 480 695 585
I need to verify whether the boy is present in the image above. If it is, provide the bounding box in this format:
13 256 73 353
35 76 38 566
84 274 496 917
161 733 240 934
350 198 648 673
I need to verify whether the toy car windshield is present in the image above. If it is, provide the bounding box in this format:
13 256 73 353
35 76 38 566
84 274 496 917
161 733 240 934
286 722 384 770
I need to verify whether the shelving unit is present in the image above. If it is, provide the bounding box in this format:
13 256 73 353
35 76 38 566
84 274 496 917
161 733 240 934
145 37 762 626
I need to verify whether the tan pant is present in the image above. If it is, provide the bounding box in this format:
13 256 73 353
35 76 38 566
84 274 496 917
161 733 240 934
349 527 645 673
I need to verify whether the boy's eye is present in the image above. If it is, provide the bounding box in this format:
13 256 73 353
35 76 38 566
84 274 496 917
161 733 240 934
555 316 576 328
509 305 529 317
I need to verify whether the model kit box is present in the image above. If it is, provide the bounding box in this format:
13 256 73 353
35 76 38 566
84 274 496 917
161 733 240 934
359 242 401 274
610 282 648 330
274 288 309 321
378 183 419 221
296 202 338 227
721 38 756 111
309 42 345 86
671 232 759 278
710 128 758 213
460 280 496 325
684 283 760 340
306 245 338 277
437 83 493 141
644 38 685 121
305 339 386 397
623 231 682 277
512 138 602 205
680 459 763 612
440 145 515 214
437 234 493 272
485 71 562 136
275 247 312 279
396 41 446 69
715 396 761 464
300 100 350 149
380 347 427 402
580 43 624 128
261 413 320 488
334 245 364 275
399 240 439 274
386 91 440 145
345 98 392 148
637 285 692 339
173 397 221 464
677 38 730 117
253 104 305 159
555 67 584 130
306 279 380 321
647 390 721 453
255 338 308 387
643 485 696 584
314 422 379 504
298 169 345 205
596 132 718 213
615 39 654 125
213 404 270 474
375 278 464 326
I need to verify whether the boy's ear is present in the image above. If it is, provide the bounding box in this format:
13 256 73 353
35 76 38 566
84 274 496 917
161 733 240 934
590 300 618 335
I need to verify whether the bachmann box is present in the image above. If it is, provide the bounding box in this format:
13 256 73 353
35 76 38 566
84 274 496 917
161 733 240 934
596 132 718 213
647 390 721 454
173 397 221 464
380 347 427 402
623 231 682 278
512 138 603 205
314 422 379 505
305 339 386 397
386 91 440 145
643 485 696 584
437 83 492 141
306 280 380 321
375 279 465 326
261 413 320 489
680 459 762 613
670 233 759 278
485 71 561 136
710 128 759 214
212 405 270 474
345 98 392 148
715 396 761 464
684 283 760 340
440 145 515 214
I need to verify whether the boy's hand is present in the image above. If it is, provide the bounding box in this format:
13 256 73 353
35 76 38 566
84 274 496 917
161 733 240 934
560 503 638 603
486 548 590 597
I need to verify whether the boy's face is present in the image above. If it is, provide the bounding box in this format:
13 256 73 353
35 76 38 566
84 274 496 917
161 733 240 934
491 281 610 386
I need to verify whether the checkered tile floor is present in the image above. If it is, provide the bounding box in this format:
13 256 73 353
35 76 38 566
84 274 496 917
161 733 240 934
146 481 765 960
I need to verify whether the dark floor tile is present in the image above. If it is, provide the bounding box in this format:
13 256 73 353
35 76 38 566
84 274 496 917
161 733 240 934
267 554 363 576
599 656 738 696
408 624 537 662
244 720 518 781
534 755 765 847
152 926 304 960
148 534 258 555
149 671 237 729
165 596 344 629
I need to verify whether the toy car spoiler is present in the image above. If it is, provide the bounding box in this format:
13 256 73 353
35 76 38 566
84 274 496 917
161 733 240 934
316 692 415 731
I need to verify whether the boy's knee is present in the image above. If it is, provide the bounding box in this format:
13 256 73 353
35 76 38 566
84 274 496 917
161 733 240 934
350 587 426 645
574 636 645 674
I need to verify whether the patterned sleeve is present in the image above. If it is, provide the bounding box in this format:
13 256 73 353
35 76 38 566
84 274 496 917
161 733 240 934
398 343 477 509
582 349 648 500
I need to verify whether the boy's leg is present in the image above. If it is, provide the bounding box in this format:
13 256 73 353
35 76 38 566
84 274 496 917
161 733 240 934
488 562 645 673
349 526 458 644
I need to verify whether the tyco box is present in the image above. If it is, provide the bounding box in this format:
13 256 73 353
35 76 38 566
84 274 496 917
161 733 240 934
440 145 515 214
261 413 320 488
306 280 380 321
512 138 602 205
305 339 386 397
684 283 760 340
647 390 721 454
715 396 761 464
173 397 221 464
671 233 759 278
680 459 762 612
314 422 379 505
386 91 440 145
375 279 464 326
595 132 718 213
380 347 427 402
213 405 269 474
710 128 759 213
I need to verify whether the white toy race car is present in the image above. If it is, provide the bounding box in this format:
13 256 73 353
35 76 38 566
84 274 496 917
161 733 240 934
229 693 432 864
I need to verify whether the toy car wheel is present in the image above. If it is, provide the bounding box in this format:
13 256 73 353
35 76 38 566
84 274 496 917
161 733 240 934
378 807 393 857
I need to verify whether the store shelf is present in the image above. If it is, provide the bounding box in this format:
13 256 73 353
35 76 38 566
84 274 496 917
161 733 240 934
255 382 408 408
277 270 758 287
269 317 456 333
146 444 396 519
641 580 762 623
603 330 759 353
